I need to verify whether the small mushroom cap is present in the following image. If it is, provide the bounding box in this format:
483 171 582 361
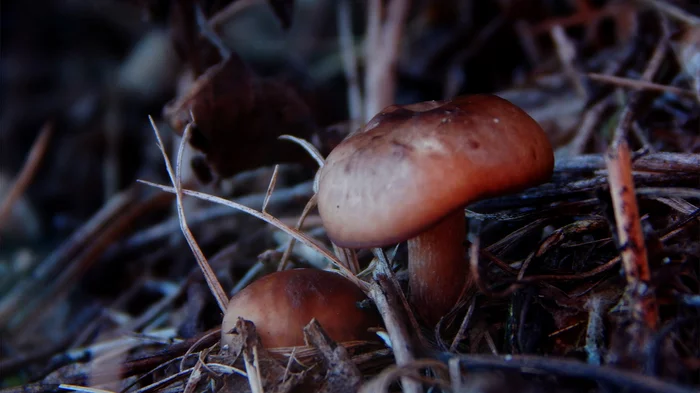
221 269 381 348
317 94 554 248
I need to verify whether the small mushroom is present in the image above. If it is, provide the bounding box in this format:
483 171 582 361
316 95 554 325
221 268 382 348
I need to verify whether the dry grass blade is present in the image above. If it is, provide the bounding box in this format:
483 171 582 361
279 134 325 167
130 368 194 393
181 354 204 393
121 181 314 251
135 180 362 289
449 296 476 352
179 328 221 372
469 219 523 298
334 245 360 274
201 363 247 376
147 116 229 312
118 343 214 393
0 122 52 232
277 193 319 271
262 164 280 213
586 73 696 97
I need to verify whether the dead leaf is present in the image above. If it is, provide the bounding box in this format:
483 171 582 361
163 53 319 178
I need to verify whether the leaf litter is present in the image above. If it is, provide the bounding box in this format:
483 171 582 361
1 1 699 393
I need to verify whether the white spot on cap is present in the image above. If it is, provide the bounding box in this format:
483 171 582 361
493 118 500 123
413 137 447 154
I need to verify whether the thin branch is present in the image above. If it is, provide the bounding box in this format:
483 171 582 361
332 244 361 275
136 180 363 290
277 194 320 271
119 181 314 252
586 73 695 97
606 139 658 330
149 116 229 312
0 122 53 232
368 250 422 393
449 296 476 352
262 165 280 213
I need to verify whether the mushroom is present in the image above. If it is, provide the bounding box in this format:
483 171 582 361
221 268 382 348
316 95 554 325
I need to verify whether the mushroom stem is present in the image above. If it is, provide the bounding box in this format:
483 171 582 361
407 209 469 325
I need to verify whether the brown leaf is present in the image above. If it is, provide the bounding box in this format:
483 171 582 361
163 53 318 178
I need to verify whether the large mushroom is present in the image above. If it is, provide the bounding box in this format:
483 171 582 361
316 95 554 325
221 268 382 348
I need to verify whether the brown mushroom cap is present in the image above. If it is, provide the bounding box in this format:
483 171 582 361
317 94 554 248
221 269 381 348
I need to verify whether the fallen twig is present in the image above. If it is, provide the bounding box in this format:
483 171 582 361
607 137 658 330
0 122 53 233
368 251 422 393
585 73 696 97
554 152 700 173
447 354 697 393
